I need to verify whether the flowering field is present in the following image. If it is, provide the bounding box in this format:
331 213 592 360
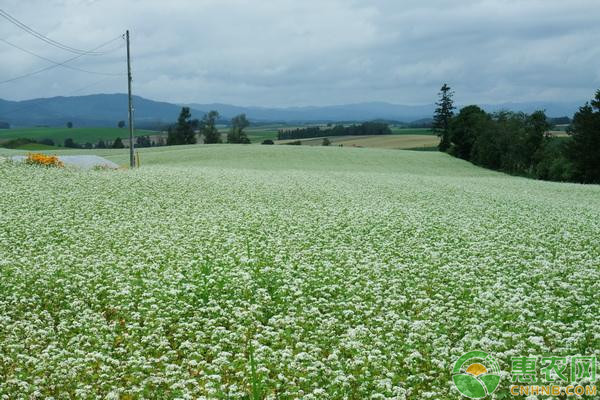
1 145 599 399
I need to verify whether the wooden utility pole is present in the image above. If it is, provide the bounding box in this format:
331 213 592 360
126 30 135 168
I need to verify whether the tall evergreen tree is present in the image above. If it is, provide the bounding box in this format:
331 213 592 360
227 113 251 144
166 107 196 145
112 137 125 149
567 89 600 183
178 107 196 144
433 83 455 151
201 111 222 144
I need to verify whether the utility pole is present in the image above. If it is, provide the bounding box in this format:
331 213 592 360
126 30 135 168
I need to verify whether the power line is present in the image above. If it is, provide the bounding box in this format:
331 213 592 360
0 38 124 76
0 35 123 85
0 8 109 55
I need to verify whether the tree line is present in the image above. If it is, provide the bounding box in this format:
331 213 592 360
61 136 165 149
277 121 391 140
433 85 600 184
166 107 251 145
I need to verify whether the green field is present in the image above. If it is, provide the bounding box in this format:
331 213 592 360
0 127 158 146
389 127 433 135
1 145 599 398
0 126 433 148
277 134 439 149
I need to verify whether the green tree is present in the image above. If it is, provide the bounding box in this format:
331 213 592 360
567 89 600 183
112 137 125 149
166 126 177 146
66 121 73 128
96 140 107 149
449 105 488 160
523 110 551 172
227 114 251 144
166 107 196 145
433 83 455 151
64 138 78 148
322 137 331 146
201 110 222 144
118 120 125 128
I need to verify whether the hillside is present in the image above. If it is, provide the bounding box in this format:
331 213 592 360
0 94 205 128
1 145 599 398
188 100 583 122
0 94 583 128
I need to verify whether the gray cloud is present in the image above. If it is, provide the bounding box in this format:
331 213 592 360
1 0 599 106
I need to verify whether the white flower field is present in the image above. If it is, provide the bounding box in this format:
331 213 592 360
1 145 599 399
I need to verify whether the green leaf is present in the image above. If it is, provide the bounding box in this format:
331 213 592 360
453 374 486 399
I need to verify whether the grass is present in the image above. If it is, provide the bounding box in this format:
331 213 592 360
0 126 431 148
12 143 61 150
1 144 599 399
238 126 434 144
277 134 439 149
0 127 158 146
389 127 434 135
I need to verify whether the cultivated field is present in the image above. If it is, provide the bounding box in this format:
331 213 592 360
0 127 158 146
277 134 438 150
1 145 599 399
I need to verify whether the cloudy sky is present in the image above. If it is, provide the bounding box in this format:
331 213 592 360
1 0 599 106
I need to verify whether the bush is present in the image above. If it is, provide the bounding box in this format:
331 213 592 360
322 138 331 146
534 138 574 181
64 138 80 148
38 138 55 146
261 139 274 145
285 140 302 145
0 138 36 149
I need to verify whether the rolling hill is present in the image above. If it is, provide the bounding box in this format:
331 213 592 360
0 94 205 128
1 144 598 398
0 93 584 128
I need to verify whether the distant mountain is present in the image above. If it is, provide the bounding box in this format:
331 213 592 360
189 101 584 123
0 94 206 128
0 93 585 128
186 101 436 123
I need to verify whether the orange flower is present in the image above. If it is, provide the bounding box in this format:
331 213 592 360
25 153 64 167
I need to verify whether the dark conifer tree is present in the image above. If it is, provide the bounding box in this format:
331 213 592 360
433 83 455 151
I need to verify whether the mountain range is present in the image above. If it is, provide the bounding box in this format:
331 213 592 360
0 93 584 128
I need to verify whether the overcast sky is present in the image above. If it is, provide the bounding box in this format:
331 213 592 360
1 0 599 106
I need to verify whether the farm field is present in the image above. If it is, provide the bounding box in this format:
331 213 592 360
1 145 599 399
277 134 438 149
239 126 433 145
0 127 158 146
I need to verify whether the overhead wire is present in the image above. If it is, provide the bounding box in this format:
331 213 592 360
0 37 124 76
0 35 124 85
0 9 129 123
0 8 109 55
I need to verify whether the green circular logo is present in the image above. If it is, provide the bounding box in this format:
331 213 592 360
452 351 501 399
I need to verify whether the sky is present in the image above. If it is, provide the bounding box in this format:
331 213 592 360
1 0 599 107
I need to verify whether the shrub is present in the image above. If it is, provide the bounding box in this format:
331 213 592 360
38 138 55 146
261 139 274 145
64 138 80 148
0 138 36 149
25 153 63 168
322 138 331 146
